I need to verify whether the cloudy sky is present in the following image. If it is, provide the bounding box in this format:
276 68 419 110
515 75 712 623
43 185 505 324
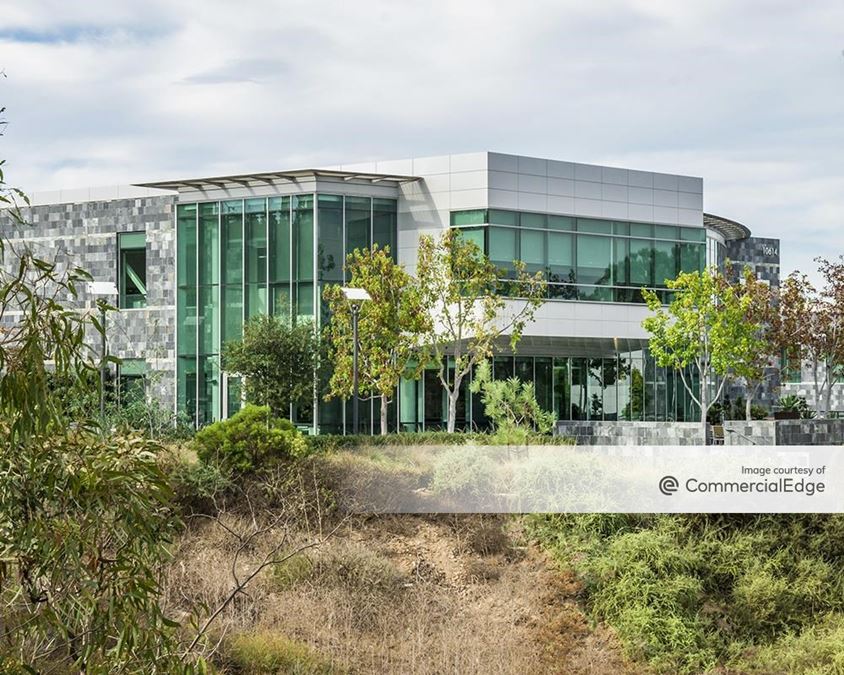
1 0 842 278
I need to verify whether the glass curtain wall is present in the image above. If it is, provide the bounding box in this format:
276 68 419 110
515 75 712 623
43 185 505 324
177 194 398 430
399 350 700 431
451 209 706 303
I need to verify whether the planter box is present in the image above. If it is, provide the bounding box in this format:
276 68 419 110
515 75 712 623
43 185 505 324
774 411 800 420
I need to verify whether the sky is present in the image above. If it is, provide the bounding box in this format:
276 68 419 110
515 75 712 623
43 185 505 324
0 0 842 279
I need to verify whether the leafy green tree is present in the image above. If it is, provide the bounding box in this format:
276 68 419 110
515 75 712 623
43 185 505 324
222 313 319 419
642 268 762 441
0 133 195 671
323 245 428 435
470 360 556 434
416 229 546 433
772 260 844 418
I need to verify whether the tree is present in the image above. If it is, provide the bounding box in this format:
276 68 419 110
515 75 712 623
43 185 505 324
642 268 763 441
469 360 556 436
416 229 546 433
222 313 319 419
730 265 778 420
0 125 194 671
773 259 844 418
323 245 428 435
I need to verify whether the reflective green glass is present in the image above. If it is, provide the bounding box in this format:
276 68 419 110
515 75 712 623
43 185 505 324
458 227 485 253
245 284 267 319
177 204 197 287
488 227 517 265
293 195 314 283
317 194 343 283
199 285 219 355
654 225 678 240
613 238 629 285
630 223 652 238
373 198 397 257
198 202 219 286
221 200 243 285
680 227 706 242
613 221 630 235
680 243 705 273
576 234 612 285
547 232 573 267
653 241 677 286
520 212 546 229
520 229 544 267
177 287 197 356
629 239 652 285
553 358 571 420
245 198 267 284
222 285 243 344
548 215 574 231
197 355 220 426
118 233 146 309
270 284 291 317
488 210 518 227
345 196 371 265
450 209 487 226
177 356 197 423
577 219 612 235
269 197 290 283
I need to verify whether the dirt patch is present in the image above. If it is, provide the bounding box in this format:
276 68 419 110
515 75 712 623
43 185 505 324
167 514 640 674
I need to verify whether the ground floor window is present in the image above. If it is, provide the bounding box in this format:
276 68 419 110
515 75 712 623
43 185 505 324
118 358 146 406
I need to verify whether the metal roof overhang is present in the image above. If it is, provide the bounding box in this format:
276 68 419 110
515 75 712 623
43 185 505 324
703 213 752 241
134 168 421 192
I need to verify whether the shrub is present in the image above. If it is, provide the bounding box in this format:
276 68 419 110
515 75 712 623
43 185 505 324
224 631 334 674
194 405 307 472
430 446 498 501
170 457 234 511
304 430 574 453
531 514 844 674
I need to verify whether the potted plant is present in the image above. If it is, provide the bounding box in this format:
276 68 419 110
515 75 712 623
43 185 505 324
775 394 804 420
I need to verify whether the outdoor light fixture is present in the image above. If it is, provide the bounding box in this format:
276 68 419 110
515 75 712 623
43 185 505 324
88 281 118 419
340 287 371 434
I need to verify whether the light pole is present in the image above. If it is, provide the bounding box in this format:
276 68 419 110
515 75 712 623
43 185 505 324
340 287 371 434
88 281 118 419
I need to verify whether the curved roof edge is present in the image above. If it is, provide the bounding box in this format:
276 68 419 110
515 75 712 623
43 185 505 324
703 213 752 241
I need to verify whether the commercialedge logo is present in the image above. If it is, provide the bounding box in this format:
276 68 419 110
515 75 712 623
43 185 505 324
686 477 826 497
659 475 679 496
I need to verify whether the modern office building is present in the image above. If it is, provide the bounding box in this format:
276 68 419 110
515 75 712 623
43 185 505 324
2 152 790 432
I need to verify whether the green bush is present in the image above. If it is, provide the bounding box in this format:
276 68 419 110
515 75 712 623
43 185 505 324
194 405 307 472
430 446 498 500
223 631 334 674
531 514 844 674
305 430 573 453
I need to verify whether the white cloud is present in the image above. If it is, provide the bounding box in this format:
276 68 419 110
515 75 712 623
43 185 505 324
0 0 842 279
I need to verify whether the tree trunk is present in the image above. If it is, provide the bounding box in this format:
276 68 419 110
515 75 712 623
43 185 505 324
380 394 388 435
823 386 833 421
446 389 459 433
700 373 709 444
745 392 753 422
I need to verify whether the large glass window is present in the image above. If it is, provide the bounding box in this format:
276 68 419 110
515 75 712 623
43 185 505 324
118 232 146 308
269 196 291 316
489 227 517 267
576 235 612 286
373 198 397 257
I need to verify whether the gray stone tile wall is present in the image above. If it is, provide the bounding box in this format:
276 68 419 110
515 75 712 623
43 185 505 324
0 195 177 410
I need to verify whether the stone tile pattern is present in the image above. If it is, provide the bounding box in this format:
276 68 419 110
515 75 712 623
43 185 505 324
555 421 705 445
0 195 177 410
557 420 844 445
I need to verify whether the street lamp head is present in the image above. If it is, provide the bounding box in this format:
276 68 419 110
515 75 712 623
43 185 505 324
340 287 371 303
88 281 118 296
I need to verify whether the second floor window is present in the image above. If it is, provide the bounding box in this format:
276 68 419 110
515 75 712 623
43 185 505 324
118 231 147 308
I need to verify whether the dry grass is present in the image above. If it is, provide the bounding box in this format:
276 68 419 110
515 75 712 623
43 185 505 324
165 509 640 674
